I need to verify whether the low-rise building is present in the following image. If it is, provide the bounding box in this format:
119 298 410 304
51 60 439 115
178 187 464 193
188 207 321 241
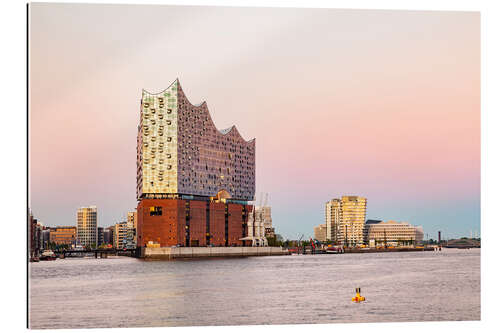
49 226 76 245
365 220 423 246
363 219 382 244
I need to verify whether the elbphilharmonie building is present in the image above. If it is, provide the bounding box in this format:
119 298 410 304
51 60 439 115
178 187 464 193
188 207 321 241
136 79 256 248
137 79 255 201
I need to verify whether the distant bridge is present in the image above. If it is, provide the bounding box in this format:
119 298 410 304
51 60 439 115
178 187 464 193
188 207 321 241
54 248 138 258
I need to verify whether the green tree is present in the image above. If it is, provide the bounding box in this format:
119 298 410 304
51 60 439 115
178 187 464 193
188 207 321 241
266 236 276 246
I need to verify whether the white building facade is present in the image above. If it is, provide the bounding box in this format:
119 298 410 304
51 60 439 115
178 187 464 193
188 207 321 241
365 220 424 246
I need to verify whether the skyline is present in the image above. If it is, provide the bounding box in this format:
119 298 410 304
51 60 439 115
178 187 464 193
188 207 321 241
29 4 480 239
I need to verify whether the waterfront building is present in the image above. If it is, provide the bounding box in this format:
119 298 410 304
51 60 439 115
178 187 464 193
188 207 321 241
260 206 274 239
244 206 268 246
363 219 382 244
97 227 104 246
136 79 255 248
29 211 38 258
114 222 128 249
49 226 76 245
126 211 137 249
76 206 97 247
243 203 274 245
103 227 114 245
260 206 273 229
365 220 424 246
313 223 327 242
41 228 50 250
325 196 367 246
29 211 45 257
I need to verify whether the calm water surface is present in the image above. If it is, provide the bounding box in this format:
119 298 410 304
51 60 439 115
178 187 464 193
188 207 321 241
29 248 480 329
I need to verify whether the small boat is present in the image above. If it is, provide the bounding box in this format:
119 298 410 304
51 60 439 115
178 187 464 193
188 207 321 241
326 246 343 254
40 250 57 261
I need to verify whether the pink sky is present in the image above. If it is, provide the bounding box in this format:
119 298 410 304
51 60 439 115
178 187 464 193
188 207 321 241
29 4 479 239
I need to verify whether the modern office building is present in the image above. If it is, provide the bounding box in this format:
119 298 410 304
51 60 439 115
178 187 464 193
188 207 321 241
314 223 327 242
97 227 104 246
113 222 128 249
76 206 97 247
103 227 114 245
363 219 382 243
136 80 256 248
49 226 76 245
365 220 424 246
325 196 367 246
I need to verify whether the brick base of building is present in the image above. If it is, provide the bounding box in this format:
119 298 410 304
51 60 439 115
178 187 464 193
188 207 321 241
137 198 253 248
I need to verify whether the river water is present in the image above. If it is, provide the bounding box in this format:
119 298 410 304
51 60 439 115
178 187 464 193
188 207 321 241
28 248 480 329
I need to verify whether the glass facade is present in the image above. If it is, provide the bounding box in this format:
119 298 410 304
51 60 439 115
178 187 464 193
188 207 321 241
137 79 256 202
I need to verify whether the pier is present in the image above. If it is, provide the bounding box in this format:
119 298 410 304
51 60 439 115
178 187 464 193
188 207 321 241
290 246 436 255
141 246 290 259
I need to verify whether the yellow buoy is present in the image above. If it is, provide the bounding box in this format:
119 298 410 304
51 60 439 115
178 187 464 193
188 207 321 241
352 287 365 302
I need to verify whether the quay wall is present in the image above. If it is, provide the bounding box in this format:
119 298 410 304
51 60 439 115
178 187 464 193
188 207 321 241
143 246 289 259
343 247 434 253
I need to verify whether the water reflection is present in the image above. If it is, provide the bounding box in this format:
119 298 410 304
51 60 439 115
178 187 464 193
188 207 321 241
29 249 480 329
